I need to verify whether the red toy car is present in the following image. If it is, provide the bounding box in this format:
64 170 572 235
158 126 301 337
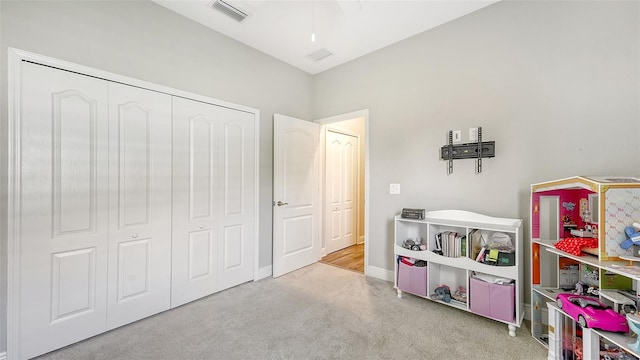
556 294 629 333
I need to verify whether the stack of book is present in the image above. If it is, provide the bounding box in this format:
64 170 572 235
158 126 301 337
434 231 466 258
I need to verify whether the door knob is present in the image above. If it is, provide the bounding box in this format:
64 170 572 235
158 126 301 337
276 201 289 207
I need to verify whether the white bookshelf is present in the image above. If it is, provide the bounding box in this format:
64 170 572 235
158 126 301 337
394 210 523 336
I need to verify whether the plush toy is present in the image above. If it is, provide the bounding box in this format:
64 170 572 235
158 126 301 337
619 224 640 250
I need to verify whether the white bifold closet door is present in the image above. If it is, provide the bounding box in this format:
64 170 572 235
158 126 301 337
17 63 172 358
106 83 172 329
18 62 110 359
171 97 255 308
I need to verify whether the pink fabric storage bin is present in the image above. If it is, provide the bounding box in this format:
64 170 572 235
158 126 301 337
469 277 491 316
490 280 515 322
469 276 515 323
397 261 427 296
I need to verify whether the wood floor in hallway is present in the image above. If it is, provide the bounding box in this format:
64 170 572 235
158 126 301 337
320 244 364 273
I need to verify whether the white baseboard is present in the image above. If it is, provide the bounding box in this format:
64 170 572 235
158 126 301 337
320 247 327 257
365 265 394 282
357 236 365 245
0 351 6 360
255 265 272 281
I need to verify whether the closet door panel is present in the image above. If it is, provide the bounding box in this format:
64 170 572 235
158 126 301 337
18 62 109 360
188 230 214 280
218 107 255 290
107 83 172 329
171 97 220 308
118 102 151 227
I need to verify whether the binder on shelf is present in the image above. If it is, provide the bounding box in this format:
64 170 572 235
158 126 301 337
470 229 486 260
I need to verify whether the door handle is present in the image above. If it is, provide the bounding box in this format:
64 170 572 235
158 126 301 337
276 201 289 207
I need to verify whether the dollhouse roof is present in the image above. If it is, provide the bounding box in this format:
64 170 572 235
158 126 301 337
531 176 640 193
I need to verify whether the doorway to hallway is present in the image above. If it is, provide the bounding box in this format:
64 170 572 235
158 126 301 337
317 112 366 275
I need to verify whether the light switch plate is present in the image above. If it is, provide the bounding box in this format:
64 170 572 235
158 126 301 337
469 127 478 141
452 130 462 143
390 183 400 194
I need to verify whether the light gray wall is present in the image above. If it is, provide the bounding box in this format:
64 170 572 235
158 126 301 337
0 0 313 352
313 0 640 303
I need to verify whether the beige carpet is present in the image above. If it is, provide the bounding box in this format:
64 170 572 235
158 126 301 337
37 263 547 360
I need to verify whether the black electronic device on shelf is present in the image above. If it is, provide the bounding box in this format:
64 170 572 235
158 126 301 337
401 208 425 220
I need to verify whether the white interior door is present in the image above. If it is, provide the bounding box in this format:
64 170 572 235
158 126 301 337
325 130 358 254
273 114 320 278
106 83 172 329
17 62 109 359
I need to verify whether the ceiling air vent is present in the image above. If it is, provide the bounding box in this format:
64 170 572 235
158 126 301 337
211 0 249 22
306 48 333 62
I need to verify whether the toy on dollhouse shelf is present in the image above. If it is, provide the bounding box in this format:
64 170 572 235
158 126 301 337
574 281 599 297
570 208 598 238
618 223 640 265
562 214 577 233
620 223 640 250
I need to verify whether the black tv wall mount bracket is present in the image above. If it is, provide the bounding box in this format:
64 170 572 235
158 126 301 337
440 127 495 174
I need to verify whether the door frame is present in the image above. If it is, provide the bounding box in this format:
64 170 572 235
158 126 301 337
315 109 370 275
6 48 261 358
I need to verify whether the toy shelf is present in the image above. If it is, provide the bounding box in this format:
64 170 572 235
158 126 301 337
534 237 638 279
532 287 572 302
599 290 635 305
429 297 468 311
591 328 640 358
545 302 640 360
394 244 517 279
394 210 523 336
530 176 640 360
544 246 630 270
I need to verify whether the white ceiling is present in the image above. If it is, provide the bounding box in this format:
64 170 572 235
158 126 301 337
153 0 499 75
